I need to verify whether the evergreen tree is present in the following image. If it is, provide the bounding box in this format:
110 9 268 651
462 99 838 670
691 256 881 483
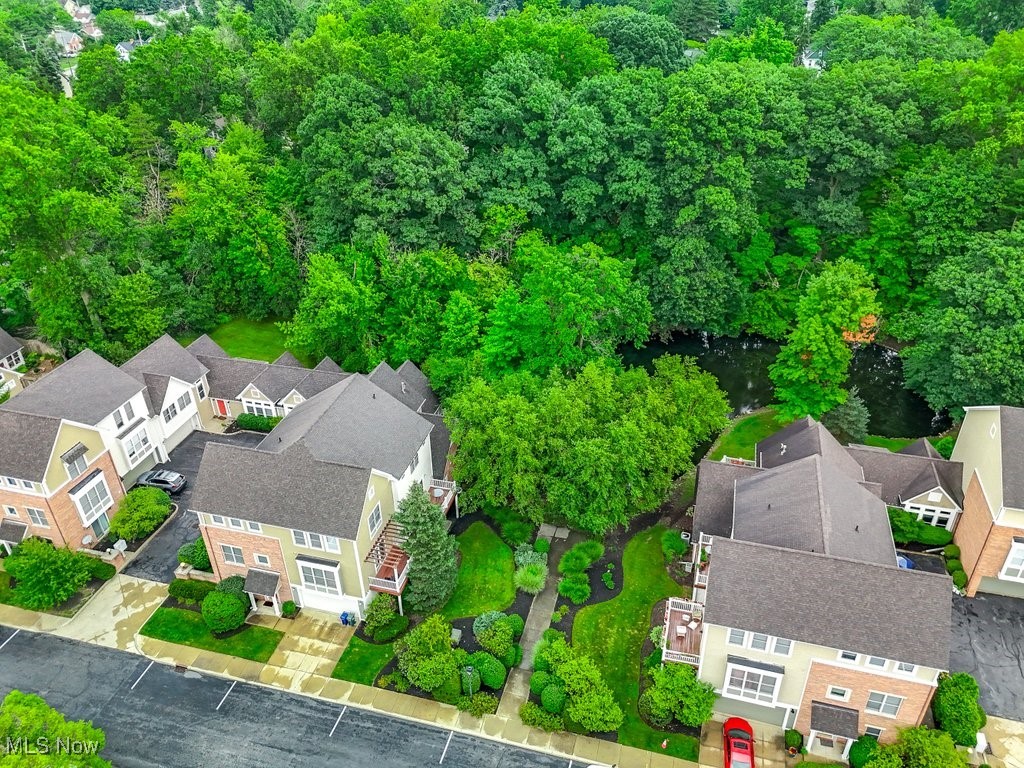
393 486 459 613
821 386 870 442
808 0 837 34
670 0 721 41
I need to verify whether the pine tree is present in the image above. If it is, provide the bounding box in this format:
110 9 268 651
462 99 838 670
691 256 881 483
670 0 721 41
394 486 459 613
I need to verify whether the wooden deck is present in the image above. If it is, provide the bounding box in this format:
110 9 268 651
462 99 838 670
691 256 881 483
663 597 703 665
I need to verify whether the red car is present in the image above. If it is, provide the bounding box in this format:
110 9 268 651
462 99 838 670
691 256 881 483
723 717 755 768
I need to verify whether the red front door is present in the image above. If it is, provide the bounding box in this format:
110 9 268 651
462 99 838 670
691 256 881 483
215 399 229 416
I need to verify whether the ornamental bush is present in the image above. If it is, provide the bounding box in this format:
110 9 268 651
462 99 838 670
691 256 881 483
177 537 211 571
534 538 550 554
944 544 961 559
946 559 963 574
660 529 690 562
396 615 456 693
364 593 397 636
529 670 551 696
519 701 563 731
201 591 247 633
215 575 246 601
109 487 172 542
503 643 522 669
373 614 410 642
933 672 985 746
473 610 506 637
557 572 591 604
504 613 525 638
235 413 283 432
638 688 672 728
514 543 546 568
540 682 566 714
281 600 297 617
514 562 548 594
952 569 968 590
887 508 953 546
168 578 216 605
601 570 615 590
458 692 499 717
470 652 507 689
478 618 514 660
848 734 879 768
87 558 116 580
4 538 92 610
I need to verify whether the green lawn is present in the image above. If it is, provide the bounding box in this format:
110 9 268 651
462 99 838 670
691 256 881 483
176 317 315 366
441 521 516 620
140 607 284 663
861 435 916 451
571 526 699 762
332 636 395 684
709 408 790 461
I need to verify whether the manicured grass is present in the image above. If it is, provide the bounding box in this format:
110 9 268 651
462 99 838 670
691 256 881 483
140 607 284 663
177 317 315 366
442 521 516 619
709 408 790 461
0 571 26 609
332 636 395 684
571 526 699 762
861 435 916 451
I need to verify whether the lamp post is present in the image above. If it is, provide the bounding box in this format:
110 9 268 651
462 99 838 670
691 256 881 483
463 665 475 697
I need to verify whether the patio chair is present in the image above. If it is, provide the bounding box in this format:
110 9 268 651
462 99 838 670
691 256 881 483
676 626 687 637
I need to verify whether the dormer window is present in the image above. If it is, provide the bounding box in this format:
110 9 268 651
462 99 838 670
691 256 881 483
113 409 124 429
61 444 89 480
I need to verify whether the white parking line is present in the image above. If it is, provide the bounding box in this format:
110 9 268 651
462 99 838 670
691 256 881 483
328 706 347 737
0 629 20 651
568 761 573 768
438 730 454 764
215 681 236 711
130 660 154 690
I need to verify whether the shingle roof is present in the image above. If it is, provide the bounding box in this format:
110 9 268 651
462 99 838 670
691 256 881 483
0 328 21 359
422 412 452 479
1 349 143 426
250 364 311 403
293 370 349 399
810 702 860 739
756 417 864 481
313 357 343 373
898 438 942 460
0 519 28 545
121 335 208 390
1000 406 1024 509
142 373 170 413
732 455 896 565
704 538 952 669
243 568 280 596
0 411 61 482
846 445 964 507
186 334 227 357
259 376 433 478
693 460 763 538
368 361 438 413
195 355 268 401
191 442 370 539
397 360 440 413
272 352 304 368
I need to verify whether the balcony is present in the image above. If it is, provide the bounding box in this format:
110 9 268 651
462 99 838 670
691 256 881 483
427 478 457 512
366 520 410 595
662 596 703 666
719 456 756 467
694 533 713 588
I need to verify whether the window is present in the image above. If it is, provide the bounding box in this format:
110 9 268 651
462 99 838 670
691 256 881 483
724 664 780 705
1000 539 1024 582
325 536 340 553
3 478 14 487
113 408 124 429
228 518 243 529
727 629 746 646
367 484 375 500
865 727 884 739
125 401 135 420
839 650 859 662
162 402 178 423
247 521 261 533
292 530 307 547
90 512 109 538
221 544 244 565
866 656 887 669
3 506 16 518
866 692 903 718
123 429 151 464
254 554 270 567
299 563 340 595
26 508 47 527
196 380 206 400
410 450 419 473
65 454 88 480
244 400 275 418
368 504 383 537
308 532 323 549
210 514 225 527
749 633 770 651
177 391 191 411
20 480 32 490
826 686 851 702
772 638 792 656
895 662 916 674
73 476 113 524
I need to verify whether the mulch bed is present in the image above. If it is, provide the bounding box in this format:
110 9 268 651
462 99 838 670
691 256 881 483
161 594 202 613
94 503 180 554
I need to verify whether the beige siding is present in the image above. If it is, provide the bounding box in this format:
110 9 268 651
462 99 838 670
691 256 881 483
951 408 1001 513
903 488 958 510
44 423 107 492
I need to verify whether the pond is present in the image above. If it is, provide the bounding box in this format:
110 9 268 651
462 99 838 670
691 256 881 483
622 333 949 438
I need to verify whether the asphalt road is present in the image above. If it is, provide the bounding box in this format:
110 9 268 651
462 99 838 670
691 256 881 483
0 628 576 768
949 593 1024 719
123 431 264 583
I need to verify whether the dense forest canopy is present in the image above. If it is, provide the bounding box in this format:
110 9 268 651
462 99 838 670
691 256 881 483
1 0 1022 422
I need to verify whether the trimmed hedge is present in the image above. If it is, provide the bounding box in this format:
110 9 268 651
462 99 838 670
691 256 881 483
457 692 499 717
470 651 507 689
281 600 297 617
887 508 954 546
946 558 963 574
215 575 246 601
505 613 525 638
519 701 563 731
952 569 968 590
201 591 247 633
529 670 551 696
373 614 410 642
933 672 985 747
87 558 116 581
557 572 591 604
944 544 961 559
168 578 216 606
177 538 211 571
540 682 566 714
848 735 879 768
235 413 283 432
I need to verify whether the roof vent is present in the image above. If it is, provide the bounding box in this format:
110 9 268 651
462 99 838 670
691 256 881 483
855 525 859 532
401 382 407 394
372 393 376 399
780 443 787 455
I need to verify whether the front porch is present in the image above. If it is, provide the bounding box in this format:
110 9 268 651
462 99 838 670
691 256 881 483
662 596 703 665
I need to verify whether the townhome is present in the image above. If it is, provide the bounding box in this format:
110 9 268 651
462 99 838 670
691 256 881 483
950 405 1024 598
0 328 25 399
191 363 457 618
0 351 141 548
667 417 952 762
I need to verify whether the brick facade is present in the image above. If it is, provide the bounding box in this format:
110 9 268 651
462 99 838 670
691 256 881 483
201 523 292 606
0 450 124 549
955 471 1024 596
795 661 936 744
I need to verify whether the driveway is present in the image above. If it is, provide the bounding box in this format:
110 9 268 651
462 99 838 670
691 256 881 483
122 431 264 584
950 593 1024 719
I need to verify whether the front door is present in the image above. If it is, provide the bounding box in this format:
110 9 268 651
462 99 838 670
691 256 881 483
215 399 229 417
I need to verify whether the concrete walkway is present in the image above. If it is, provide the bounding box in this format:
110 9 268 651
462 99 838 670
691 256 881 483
55 574 167 651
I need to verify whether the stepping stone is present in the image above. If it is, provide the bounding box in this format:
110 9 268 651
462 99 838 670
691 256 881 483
538 524 557 537
554 527 570 539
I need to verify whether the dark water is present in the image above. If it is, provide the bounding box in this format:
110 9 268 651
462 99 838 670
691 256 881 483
622 333 950 438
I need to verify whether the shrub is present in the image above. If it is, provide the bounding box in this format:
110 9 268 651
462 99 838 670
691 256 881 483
86 558 116 581
458 692 499 717
108 487 172 542
640 662 716 728
601 570 615 590
4 538 92 610
373 614 410 642
514 543 546 568
649 625 664 648
364 593 397 636
478 619 514 660
540 682 566 714
784 729 803 750
660 529 690 562
235 413 283 432
952 569 968 590
396 615 456 693
944 544 961 559
470 652 507 689
529 670 551 696
638 688 672 728
848 734 879 768
887 508 954 546
504 613 525 638
557 573 591 605
933 435 956 459
201 591 247 633
473 611 506 637
177 538 211 571
558 540 604 574
514 562 548 594
534 538 550 555
281 600 297 618
946 559 963 574
519 701 563 731
503 643 522 669
433 671 463 704
933 672 984 746
551 604 569 624
460 666 482 695
501 519 533 547
917 523 954 546
215 575 246 601
167 578 216 605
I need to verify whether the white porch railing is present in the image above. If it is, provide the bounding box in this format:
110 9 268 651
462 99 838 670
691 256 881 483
662 596 703 666
662 649 701 665
719 456 756 467
368 558 411 592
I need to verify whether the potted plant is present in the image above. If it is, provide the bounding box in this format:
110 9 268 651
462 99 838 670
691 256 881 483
700 550 710 570
784 729 803 757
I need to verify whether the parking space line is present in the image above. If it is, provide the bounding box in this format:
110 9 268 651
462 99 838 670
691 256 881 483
216 681 236 711
0 629 19 651
438 730 454 764
328 706 347 737
568 761 573 768
130 660 154 690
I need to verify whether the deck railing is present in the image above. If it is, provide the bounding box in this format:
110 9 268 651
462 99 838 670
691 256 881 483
368 558 411 592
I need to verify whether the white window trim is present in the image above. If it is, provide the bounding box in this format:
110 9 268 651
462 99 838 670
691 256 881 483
221 544 244 566
866 691 904 719
772 637 793 657
242 399 276 418
865 726 884 739
65 453 89 480
895 662 917 675
866 656 889 671
247 521 262 533
3 506 17 518
838 650 860 663
292 529 340 553
210 514 225 527
826 686 851 703
368 503 382 537
298 560 341 596
723 662 782 706
71 473 114 526
26 507 48 527
122 425 153 466
254 553 271 567
999 540 1024 582
228 517 244 530
727 628 746 647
